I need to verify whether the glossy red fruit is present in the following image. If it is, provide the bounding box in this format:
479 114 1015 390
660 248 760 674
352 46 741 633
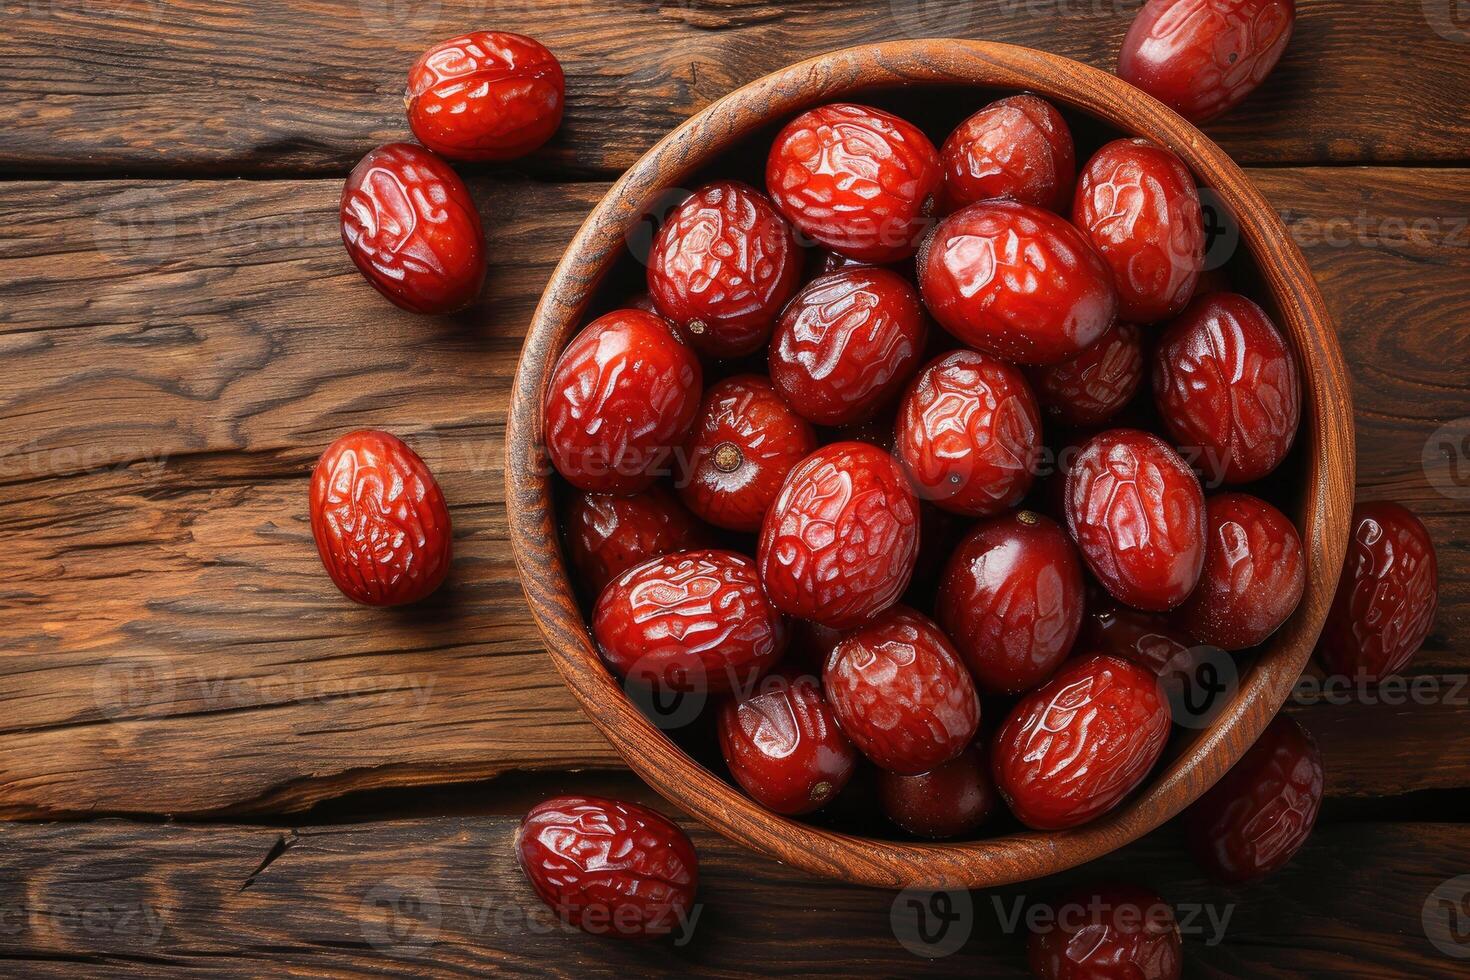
758 442 920 630
310 430 452 606
517 796 698 940
1031 321 1145 427
1073 139 1204 323
1175 493 1305 650
593 549 786 695
768 268 928 427
718 669 858 815
1028 883 1183 980
1066 429 1207 611
544 309 702 495
563 486 707 598
937 512 1084 695
766 103 942 263
918 201 1117 365
647 181 802 358
895 350 1042 516
1185 715 1322 883
938 94 1076 214
677 375 817 532
993 654 1169 829
405 31 564 162
1153 292 1301 484
1317 502 1439 682
878 744 997 839
340 142 485 314
1120 0 1296 123
824 606 981 775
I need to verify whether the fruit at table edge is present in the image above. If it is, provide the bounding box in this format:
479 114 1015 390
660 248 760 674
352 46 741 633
1119 0 1297 123
918 199 1118 365
309 429 452 607
878 744 997 839
766 103 941 263
718 669 858 815
1065 428 1207 611
1185 714 1322 884
648 181 802 358
757 441 920 630
405 31 564 162
1175 492 1305 650
1072 138 1204 323
936 511 1085 696
823 606 981 775
992 653 1170 830
562 485 708 598
1317 501 1439 683
544 308 702 495
517 796 698 940
768 267 928 427
1031 321 1146 427
340 142 485 314
938 93 1076 214
895 349 1043 516
593 549 787 695
1027 882 1183 980
1153 291 1302 485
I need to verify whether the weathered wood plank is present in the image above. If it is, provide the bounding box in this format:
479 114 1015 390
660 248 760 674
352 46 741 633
0 815 1463 977
2 0 1467 177
0 168 1466 817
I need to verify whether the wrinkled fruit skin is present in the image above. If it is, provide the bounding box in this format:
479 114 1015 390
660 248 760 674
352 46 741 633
769 268 927 427
1119 0 1296 123
937 512 1085 695
1175 492 1305 650
678 374 817 532
563 486 707 598
310 430 452 606
1185 715 1322 883
544 309 702 495
1073 139 1204 323
648 181 801 358
992 654 1170 829
593 549 787 695
939 94 1076 214
340 142 485 314
718 670 857 815
878 744 996 839
919 200 1117 365
1153 292 1302 484
1028 883 1183 980
1032 321 1145 427
405 31 564 162
896 350 1042 516
517 796 698 940
766 103 941 263
824 606 981 775
758 442 920 629
1066 429 1207 611
1318 502 1439 682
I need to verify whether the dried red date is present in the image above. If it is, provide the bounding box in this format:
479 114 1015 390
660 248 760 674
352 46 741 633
340 142 485 314
1031 321 1145 427
1028 883 1183 980
938 94 1076 213
562 486 707 598
878 744 996 839
310 429 452 606
517 795 698 940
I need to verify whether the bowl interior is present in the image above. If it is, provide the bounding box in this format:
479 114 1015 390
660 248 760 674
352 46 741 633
508 40 1354 888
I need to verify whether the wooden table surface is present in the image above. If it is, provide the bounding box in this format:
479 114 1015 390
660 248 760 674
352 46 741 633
1 1 1466 975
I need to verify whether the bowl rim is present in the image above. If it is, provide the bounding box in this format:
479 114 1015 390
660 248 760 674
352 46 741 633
506 39 1355 889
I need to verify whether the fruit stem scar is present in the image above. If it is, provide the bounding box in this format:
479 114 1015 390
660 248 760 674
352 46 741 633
713 442 743 472
687 319 707 335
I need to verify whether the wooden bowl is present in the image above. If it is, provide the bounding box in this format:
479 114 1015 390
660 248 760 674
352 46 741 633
507 40 1354 888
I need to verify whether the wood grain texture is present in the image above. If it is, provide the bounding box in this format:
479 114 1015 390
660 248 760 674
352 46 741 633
0 814 1464 977
1 165 1464 818
1 0 1467 177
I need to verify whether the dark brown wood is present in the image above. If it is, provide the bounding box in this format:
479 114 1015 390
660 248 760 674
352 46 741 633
0 813 1462 977
507 40 1356 888
2 0 1466 177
